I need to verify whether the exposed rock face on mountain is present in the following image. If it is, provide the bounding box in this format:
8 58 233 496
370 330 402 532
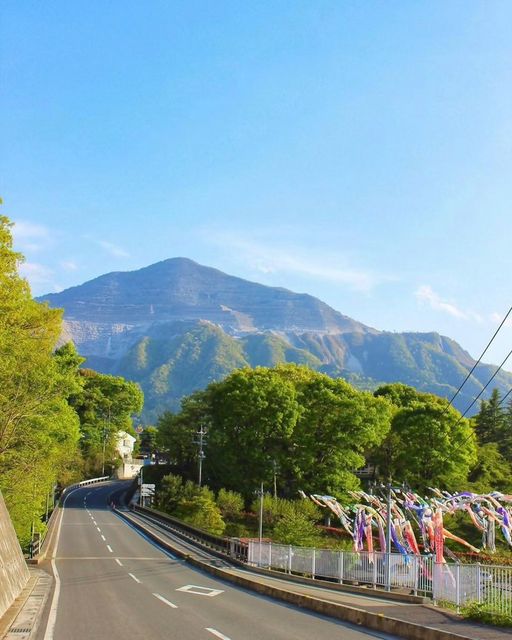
39 258 512 421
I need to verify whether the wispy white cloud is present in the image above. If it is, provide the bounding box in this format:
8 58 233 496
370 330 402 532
490 311 512 328
19 261 62 292
12 220 52 252
415 285 482 322
60 260 78 271
205 230 387 292
96 240 130 258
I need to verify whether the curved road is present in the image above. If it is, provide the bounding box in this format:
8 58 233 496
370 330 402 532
38 482 398 640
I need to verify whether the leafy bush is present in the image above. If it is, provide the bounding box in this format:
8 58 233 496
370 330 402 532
250 495 291 526
176 490 226 535
462 600 512 627
216 488 244 521
156 473 184 512
224 522 250 537
272 511 322 547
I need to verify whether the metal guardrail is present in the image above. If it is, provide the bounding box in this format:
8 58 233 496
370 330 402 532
131 505 248 561
62 476 110 495
248 541 512 617
29 476 111 559
248 542 432 595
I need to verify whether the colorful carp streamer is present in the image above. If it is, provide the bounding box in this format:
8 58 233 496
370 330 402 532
299 488 512 561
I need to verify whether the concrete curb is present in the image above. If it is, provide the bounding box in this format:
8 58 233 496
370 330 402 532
243 563 429 605
0 570 51 640
0 574 38 639
117 510 474 640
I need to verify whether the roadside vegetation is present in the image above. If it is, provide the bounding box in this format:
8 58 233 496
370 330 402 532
0 212 143 548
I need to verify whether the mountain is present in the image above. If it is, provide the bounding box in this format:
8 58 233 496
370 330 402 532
39 258 512 421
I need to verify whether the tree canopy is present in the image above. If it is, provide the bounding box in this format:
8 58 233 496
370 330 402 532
371 383 478 491
157 364 392 499
0 212 144 545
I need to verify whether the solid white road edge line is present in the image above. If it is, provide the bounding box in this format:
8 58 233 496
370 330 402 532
205 628 232 640
43 486 81 640
152 593 178 609
128 573 141 583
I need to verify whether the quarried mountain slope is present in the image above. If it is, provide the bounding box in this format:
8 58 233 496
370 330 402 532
39 258 512 420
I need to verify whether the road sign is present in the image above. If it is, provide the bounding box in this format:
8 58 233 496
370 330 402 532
140 483 155 497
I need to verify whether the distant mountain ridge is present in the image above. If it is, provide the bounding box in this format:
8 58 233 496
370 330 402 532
39 258 512 421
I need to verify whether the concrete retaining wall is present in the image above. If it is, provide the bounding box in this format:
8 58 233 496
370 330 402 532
0 491 29 619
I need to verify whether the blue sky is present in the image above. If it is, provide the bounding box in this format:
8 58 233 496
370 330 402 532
1 1 511 366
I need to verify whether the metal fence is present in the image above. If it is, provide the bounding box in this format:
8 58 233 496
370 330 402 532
432 562 512 616
248 541 512 616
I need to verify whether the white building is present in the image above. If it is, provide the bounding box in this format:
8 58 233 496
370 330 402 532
114 431 141 479
116 431 136 461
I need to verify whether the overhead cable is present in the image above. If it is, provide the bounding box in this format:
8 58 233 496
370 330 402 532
443 305 512 411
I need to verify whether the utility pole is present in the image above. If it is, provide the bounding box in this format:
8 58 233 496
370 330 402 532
101 405 111 477
139 465 144 507
102 427 107 476
195 426 207 486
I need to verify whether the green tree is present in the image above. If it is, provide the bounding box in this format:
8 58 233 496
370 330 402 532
468 443 512 493
70 369 143 475
140 426 158 457
0 214 82 545
156 473 185 512
157 391 210 479
372 383 477 491
474 389 506 447
272 510 322 547
157 364 393 499
284 368 392 496
175 484 225 535
216 488 244 521
205 367 301 497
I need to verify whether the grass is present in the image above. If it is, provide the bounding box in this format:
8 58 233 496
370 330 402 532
462 599 512 627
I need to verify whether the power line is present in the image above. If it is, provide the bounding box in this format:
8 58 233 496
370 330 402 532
499 387 512 407
442 305 512 411
437 347 512 466
456 348 512 420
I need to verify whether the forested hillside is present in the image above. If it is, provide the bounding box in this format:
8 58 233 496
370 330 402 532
39 258 512 421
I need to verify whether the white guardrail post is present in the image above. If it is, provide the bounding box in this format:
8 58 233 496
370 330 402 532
288 545 292 574
339 551 344 584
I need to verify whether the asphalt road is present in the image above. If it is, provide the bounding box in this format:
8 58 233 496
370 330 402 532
38 482 399 640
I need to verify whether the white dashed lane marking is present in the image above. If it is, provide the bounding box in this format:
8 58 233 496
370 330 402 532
115 559 123 566
152 593 178 609
206 629 231 640
107 545 113 553
128 573 141 584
